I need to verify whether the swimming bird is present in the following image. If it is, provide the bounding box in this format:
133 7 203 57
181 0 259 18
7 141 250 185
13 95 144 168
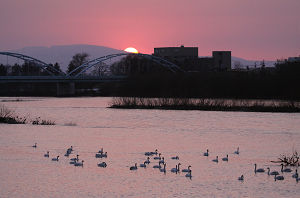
140 162 146 168
98 148 103 154
52 156 59 161
95 152 107 158
153 163 161 169
144 157 150 164
171 156 179 160
70 155 79 161
98 162 107 168
238 175 244 181
212 156 218 163
69 159 78 164
267 167 279 176
160 163 166 173
203 149 209 156
274 175 284 181
159 157 165 164
130 163 138 170
32 143 37 148
151 149 158 155
182 165 191 173
44 151 49 157
74 160 84 167
222 155 229 162
154 153 162 160
292 169 298 178
185 169 192 178
254 164 265 173
171 165 178 173
281 164 292 173
234 147 239 155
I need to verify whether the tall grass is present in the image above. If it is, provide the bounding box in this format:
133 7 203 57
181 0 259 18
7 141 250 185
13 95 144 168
110 97 300 112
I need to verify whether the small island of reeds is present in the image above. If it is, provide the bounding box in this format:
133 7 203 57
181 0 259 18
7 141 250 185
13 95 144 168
109 97 300 113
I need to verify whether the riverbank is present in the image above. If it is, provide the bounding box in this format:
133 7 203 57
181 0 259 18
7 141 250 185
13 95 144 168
109 97 300 113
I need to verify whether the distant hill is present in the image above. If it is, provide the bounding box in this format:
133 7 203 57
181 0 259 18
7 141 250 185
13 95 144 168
0 44 275 71
231 56 275 69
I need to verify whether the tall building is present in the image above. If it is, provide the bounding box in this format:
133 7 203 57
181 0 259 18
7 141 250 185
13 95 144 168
212 51 232 71
154 45 198 61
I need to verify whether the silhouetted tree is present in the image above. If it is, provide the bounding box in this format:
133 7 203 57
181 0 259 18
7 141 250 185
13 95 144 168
67 53 89 76
11 64 22 76
0 64 8 76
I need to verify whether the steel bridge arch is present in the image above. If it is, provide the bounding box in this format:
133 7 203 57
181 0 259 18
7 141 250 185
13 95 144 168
0 52 64 76
67 53 184 77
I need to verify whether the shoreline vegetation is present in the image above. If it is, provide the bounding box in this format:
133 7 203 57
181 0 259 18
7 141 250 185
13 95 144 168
109 97 300 113
0 104 55 125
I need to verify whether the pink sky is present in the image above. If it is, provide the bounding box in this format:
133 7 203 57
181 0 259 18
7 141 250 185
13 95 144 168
0 0 299 60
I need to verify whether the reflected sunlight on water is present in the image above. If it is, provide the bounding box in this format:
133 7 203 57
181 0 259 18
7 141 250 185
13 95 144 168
0 97 300 197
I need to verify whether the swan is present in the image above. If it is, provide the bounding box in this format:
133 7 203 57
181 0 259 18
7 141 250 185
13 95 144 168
254 164 265 173
98 148 103 154
182 165 191 173
154 153 161 160
52 156 59 161
160 163 166 173
69 159 78 164
212 156 218 163
203 149 209 156
140 162 146 168
145 149 158 156
185 169 192 178
177 163 181 172
281 164 292 173
44 151 49 157
274 175 284 181
222 155 228 162
238 175 244 181
144 157 150 164
267 167 279 176
64 152 70 157
98 162 107 168
74 160 84 167
70 155 79 161
171 156 179 160
234 147 239 155
32 143 37 148
292 169 298 178
159 157 165 164
171 165 178 173
151 149 158 155
130 163 138 170
95 152 107 158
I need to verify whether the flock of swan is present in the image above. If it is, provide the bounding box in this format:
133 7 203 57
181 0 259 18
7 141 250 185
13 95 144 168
33 143 299 182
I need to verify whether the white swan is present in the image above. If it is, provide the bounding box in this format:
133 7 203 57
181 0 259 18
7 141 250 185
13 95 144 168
203 149 209 156
267 167 279 175
185 169 192 178
292 169 298 178
212 156 218 163
74 160 84 167
44 151 49 157
98 162 107 168
130 163 138 170
222 155 228 162
281 164 292 173
274 175 284 181
171 156 179 160
234 147 239 155
140 162 146 168
32 143 37 148
182 165 191 173
52 156 59 161
238 175 244 181
254 164 265 173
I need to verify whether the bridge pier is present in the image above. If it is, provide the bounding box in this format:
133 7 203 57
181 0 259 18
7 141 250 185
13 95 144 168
56 82 75 96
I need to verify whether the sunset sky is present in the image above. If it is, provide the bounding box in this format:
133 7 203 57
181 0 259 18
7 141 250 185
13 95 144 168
0 0 299 60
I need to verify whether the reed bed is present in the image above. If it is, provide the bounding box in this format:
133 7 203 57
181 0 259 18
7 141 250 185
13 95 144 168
110 97 300 112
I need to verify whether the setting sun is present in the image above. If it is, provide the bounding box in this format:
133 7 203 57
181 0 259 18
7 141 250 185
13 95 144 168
124 47 139 53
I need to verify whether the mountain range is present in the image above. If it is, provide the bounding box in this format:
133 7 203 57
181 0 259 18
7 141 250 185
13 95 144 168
0 44 275 71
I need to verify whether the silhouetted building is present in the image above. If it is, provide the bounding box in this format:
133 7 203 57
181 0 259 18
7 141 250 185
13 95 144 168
287 56 300 62
212 51 231 71
154 46 198 62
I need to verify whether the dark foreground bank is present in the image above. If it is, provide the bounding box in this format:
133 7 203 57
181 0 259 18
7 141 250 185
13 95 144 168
109 97 300 113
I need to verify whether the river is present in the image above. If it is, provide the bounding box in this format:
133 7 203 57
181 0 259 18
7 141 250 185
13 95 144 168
0 97 299 198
